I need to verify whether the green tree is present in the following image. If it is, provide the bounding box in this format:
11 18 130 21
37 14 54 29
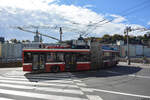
10 38 18 43
112 34 123 43
102 34 111 43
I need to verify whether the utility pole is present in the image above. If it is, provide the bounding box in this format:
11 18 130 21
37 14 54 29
124 26 132 65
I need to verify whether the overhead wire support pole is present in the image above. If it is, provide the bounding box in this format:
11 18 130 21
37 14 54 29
127 27 130 65
124 26 132 65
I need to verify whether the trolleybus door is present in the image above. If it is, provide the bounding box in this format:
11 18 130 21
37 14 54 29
32 53 46 71
65 53 77 71
32 54 39 71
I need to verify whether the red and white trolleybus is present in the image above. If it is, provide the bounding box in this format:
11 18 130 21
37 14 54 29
22 47 119 72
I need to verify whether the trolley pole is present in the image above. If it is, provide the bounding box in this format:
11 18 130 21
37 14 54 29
59 27 63 43
124 26 132 65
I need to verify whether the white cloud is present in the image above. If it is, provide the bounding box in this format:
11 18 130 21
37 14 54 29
110 14 127 23
147 21 150 25
0 0 56 10
0 0 147 42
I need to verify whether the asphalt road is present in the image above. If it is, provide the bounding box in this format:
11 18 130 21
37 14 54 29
0 62 150 100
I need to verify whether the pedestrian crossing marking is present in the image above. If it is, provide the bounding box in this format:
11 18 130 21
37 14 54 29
0 76 73 83
0 97 15 100
0 72 103 100
73 80 82 82
0 83 84 95
80 88 94 92
0 79 78 88
86 95 103 100
0 89 88 100
76 83 87 86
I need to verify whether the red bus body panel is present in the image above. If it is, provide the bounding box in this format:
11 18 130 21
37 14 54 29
76 62 90 71
23 65 32 71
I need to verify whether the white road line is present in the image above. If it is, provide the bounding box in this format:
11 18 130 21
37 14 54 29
129 75 150 79
80 88 94 92
0 77 73 83
0 83 34 89
0 97 14 100
0 77 29 81
39 87 84 95
76 83 87 87
0 83 83 95
4 76 25 78
86 95 103 100
0 89 88 100
73 80 82 82
93 88 150 99
0 80 78 88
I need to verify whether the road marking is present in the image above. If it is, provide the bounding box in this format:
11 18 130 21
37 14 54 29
80 88 94 92
86 95 103 100
0 97 14 100
0 76 30 81
0 83 34 89
0 83 83 95
76 83 87 86
73 80 82 82
0 80 78 88
0 77 73 83
39 87 84 95
0 89 88 100
129 75 150 79
93 88 150 98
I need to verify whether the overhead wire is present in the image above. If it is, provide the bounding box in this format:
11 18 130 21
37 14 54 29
17 0 150 38
7 0 150 39
83 0 150 37
119 0 150 17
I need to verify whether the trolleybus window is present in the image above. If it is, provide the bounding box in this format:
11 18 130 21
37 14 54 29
76 52 90 62
24 52 32 63
47 52 64 62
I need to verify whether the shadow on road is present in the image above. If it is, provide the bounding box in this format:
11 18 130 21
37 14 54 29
24 65 142 82
70 65 142 78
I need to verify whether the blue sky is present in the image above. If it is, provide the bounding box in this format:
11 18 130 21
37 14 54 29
60 0 150 27
0 0 150 42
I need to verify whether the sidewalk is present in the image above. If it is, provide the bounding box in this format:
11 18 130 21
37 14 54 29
119 62 150 68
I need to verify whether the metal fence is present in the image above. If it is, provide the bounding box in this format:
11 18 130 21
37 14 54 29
0 42 56 63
